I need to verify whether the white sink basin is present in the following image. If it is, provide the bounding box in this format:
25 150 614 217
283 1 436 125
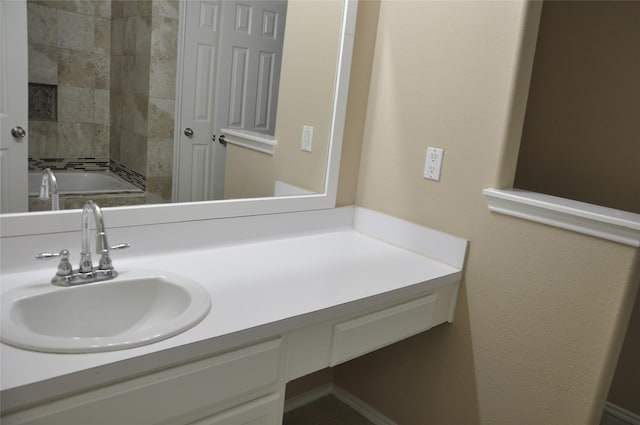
1 269 211 353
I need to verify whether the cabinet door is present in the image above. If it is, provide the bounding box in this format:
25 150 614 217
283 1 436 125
188 393 281 425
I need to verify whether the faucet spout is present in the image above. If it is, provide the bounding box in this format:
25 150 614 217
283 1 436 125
39 168 59 210
80 200 109 273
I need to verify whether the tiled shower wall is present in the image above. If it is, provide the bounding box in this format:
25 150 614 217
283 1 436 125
110 0 152 185
147 0 178 202
27 0 111 162
27 0 178 204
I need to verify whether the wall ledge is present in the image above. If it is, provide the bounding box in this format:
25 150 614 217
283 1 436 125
483 188 640 247
221 128 277 155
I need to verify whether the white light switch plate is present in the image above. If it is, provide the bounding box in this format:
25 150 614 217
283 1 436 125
424 147 444 181
301 125 314 152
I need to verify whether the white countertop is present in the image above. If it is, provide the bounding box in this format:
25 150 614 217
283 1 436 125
0 207 467 411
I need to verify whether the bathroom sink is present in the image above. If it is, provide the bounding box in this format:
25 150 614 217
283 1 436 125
0 270 211 353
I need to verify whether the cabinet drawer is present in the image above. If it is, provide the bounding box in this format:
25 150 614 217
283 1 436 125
330 294 437 366
3 338 282 425
188 393 281 425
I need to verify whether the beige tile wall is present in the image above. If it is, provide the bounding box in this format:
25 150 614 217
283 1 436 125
28 0 111 161
110 0 151 176
146 0 178 202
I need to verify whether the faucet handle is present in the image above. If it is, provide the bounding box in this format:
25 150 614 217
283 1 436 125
97 243 130 254
36 249 73 277
110 243 130 251
97 243 130 271
36 249 68 260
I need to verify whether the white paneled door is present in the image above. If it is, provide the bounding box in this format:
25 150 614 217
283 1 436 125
217 0 286 135
176 0 224 202
175 0 286 202
0 0 28 213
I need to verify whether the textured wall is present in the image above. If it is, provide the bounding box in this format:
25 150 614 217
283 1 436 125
333 1 639 423
608 264 640 414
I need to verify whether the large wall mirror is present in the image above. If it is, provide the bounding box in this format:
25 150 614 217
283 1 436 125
0 0 356 236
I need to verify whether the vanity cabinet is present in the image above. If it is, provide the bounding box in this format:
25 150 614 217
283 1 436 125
187 394 281 425
1 339 284 425
2 282 460 425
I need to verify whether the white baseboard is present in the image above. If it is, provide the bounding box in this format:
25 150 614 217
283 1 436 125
331 384 398 425
604 402 640 425
284 383 398 425
283 384 333 413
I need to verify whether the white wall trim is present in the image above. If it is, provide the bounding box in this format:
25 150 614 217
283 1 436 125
604 401 640 425
284 383 398 425
331 384 398 425
483 189 640 247
283 384 333 413
221 128 277 155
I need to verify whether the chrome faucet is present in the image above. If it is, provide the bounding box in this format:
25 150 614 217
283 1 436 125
80 200 109 273
36 200 130 286
39 168 59 211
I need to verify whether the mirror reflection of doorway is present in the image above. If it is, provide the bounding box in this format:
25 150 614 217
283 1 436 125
175 0 287 202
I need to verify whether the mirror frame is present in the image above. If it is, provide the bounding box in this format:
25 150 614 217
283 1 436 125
0 0 357 237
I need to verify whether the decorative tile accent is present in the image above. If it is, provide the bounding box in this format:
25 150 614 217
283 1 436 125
29 157 146 191
29 83 57 121
110 159 147 190
29 157 109 172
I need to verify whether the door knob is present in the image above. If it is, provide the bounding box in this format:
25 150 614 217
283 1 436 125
218 135 227 146
11 126 26 139
184 128 194 137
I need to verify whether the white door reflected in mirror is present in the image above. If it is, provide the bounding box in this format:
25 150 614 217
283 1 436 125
0 0 28 213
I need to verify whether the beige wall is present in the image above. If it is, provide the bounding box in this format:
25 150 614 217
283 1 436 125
514 1 640 214
608 266 640 414
332 1 639 423
273 0 343 193
336 0 379 207
223 145 275 200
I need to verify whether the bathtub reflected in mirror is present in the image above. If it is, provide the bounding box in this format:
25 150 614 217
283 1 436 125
28 170 144 211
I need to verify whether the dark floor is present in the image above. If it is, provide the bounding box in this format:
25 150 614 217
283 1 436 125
283 395 376 425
